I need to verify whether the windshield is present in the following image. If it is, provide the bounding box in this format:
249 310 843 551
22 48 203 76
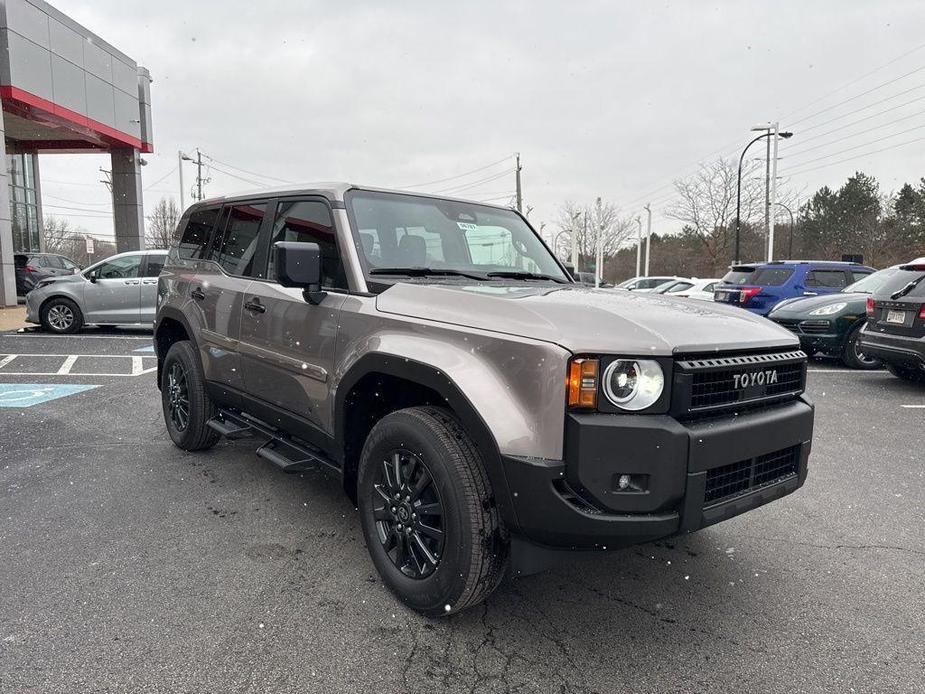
346 190 568 282
843 267 902 294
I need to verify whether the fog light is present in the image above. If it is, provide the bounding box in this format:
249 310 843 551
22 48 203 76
617 474 632 490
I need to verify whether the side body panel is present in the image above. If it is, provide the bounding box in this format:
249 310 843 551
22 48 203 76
82 277 140 323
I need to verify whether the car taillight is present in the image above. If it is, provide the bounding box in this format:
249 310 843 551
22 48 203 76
919 305 925 320
24 264 37 273
866 297 875 317
740 287 762 304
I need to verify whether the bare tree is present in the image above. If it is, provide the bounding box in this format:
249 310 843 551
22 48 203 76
663 157 772 266
145 197 181 249
41 215 116 267
555 199 636 270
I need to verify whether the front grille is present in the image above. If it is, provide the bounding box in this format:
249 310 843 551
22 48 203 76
704 445 801 505
798 320 831 335
773 318 801 334
673 350 806 416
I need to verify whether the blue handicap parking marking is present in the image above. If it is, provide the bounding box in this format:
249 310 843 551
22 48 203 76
0 383 100 408
133 345 155 353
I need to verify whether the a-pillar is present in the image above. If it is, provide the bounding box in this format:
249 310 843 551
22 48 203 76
111 148 145 252
0 108 15 307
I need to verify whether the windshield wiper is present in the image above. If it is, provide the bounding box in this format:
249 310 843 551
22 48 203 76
369 267 488 281
485 270 567 284
890 274 925 300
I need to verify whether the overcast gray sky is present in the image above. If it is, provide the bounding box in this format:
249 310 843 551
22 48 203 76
41 0 925 245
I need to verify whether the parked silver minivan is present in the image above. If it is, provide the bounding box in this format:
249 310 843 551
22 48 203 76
24 249 167 333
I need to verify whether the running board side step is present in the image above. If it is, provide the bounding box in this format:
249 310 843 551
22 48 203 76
207 409 338 475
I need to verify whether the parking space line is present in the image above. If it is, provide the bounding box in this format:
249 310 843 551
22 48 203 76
0 354 17 369
131 356 144 375
806 369 878 374
901 405 925 409
57 355 79 375
1 333 150 340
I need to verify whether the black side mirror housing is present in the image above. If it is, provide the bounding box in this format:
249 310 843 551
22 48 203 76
274 241 325 304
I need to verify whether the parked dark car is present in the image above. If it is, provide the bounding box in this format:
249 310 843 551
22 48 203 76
768 266 908 369
14 252 81 296
859 258 925 382
714 260 876 316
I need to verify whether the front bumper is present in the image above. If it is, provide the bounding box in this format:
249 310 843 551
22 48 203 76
859 326 925 367
502 398 813 551
24 291 42 324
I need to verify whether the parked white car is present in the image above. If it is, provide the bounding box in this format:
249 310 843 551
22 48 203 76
653 277 720 301
616 275 685 292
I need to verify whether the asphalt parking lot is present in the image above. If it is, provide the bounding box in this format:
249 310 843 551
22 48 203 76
0 329 922 694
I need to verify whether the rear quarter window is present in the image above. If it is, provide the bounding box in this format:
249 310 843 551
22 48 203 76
805 269 848 288
750 267 794 286
176 206 221 260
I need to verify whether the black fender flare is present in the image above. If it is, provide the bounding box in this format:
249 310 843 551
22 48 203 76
335 352 520 531
153 307 198 387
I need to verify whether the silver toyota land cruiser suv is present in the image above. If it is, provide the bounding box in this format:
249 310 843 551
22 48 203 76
154 184 814 616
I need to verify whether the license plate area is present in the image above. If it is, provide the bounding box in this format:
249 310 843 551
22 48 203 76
886 310 907 325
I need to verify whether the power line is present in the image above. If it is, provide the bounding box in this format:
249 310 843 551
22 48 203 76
786 133 925 176
435 169 512 194
786 121 925 168
143 165 178 192
790 81 925 137
783 109 925 159
200 153 294 184
780 41 925 120
206 162 267 187
42 193 110 207
401 155 513 189
44 203 114 214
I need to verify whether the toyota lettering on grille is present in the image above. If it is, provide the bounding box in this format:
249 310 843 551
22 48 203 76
733 369 779 389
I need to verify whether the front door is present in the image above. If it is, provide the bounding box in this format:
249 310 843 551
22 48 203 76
82 253 143 324
238 198 350 433
139 253 166 324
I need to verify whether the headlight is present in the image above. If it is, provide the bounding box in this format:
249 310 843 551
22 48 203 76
602 359 664 411
35 280 55 290
809 302 847 316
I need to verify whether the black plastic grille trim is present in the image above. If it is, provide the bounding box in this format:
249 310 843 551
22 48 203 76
704 445 800 505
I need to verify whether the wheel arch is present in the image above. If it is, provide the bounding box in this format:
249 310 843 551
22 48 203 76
335 353 518 530
154 307 197 389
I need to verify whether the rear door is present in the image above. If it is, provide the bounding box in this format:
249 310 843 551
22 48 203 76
139 253 166 323
238 197 348 432
82 254 143 323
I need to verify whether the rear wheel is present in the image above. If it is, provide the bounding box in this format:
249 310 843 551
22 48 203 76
161 340 220 450
40 297 83 334
357 406 508 616
842 323 881 370
885 362 925 383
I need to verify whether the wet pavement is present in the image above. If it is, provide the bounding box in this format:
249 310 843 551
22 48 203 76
0 330 922 693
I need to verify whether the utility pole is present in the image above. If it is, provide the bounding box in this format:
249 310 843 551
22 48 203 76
765 131 771 244
768 121 780 261
635 216 642 277
195 148 204 201
515 153 522 213
178 150 185 211
594 197 603 288
644 203 652 276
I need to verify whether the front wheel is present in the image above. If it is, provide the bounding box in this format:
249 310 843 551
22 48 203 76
357 406 508 616
40 297 83 334
842 323 881 370
885 362 925 383
161 340 220 450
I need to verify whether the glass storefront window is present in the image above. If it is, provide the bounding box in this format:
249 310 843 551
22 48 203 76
7 153 41 253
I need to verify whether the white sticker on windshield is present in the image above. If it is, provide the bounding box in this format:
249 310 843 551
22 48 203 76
456 222 478 232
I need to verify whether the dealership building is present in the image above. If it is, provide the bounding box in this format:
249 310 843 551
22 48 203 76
0 0 153 306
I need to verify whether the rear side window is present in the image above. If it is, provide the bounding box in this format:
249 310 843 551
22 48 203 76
267 200 346 289
214 202 268 276
721 267 755 285
144 255 166 277
751 267 794 286
805 269 848 288
177 206 221 260
665 281 693 293
703 282 716 292
44 255 65 269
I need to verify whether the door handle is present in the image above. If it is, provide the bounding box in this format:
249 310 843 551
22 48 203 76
124 280 140 285
244 299 266 314
803 291 818 296
191 288 206 301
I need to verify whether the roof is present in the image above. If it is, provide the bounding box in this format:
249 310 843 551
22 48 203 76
194 182 516 211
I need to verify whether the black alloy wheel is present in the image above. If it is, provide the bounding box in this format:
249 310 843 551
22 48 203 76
372 449 445 579
165 361 190 432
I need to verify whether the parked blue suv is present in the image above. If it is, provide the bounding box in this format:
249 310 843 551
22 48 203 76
713 260 876 316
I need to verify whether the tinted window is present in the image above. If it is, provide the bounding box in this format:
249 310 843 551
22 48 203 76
665 281 693 293
850 270 873 283
268 200 346 289
59 256 79 270
721 267 756 285
14 255 27 268
94 255 142 279
177 206 221 260
805 269 848 288
636 278 670 289
144 255 166 277
44 255 65 269
214 202 268 276
751 267 794 286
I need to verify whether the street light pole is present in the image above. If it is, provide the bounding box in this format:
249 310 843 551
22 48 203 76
570 212 579 270
635 216 642 277
769 121 780 261
775 202 795 259
644 203 652 276
595 197 603 288
735 128 792 264
178 150 185 211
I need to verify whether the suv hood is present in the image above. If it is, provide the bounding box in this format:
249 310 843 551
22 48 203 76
376 283 798 355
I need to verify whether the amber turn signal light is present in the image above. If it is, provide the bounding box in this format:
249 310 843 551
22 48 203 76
568 358 599 408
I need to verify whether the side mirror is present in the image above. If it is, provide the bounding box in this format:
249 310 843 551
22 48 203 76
87 270 98 283
274 241 325 304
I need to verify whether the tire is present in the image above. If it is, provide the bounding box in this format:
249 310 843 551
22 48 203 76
842 323 881 370
885 362 925 383
161 340 220 451
40 297 83 334
357 406 508 616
